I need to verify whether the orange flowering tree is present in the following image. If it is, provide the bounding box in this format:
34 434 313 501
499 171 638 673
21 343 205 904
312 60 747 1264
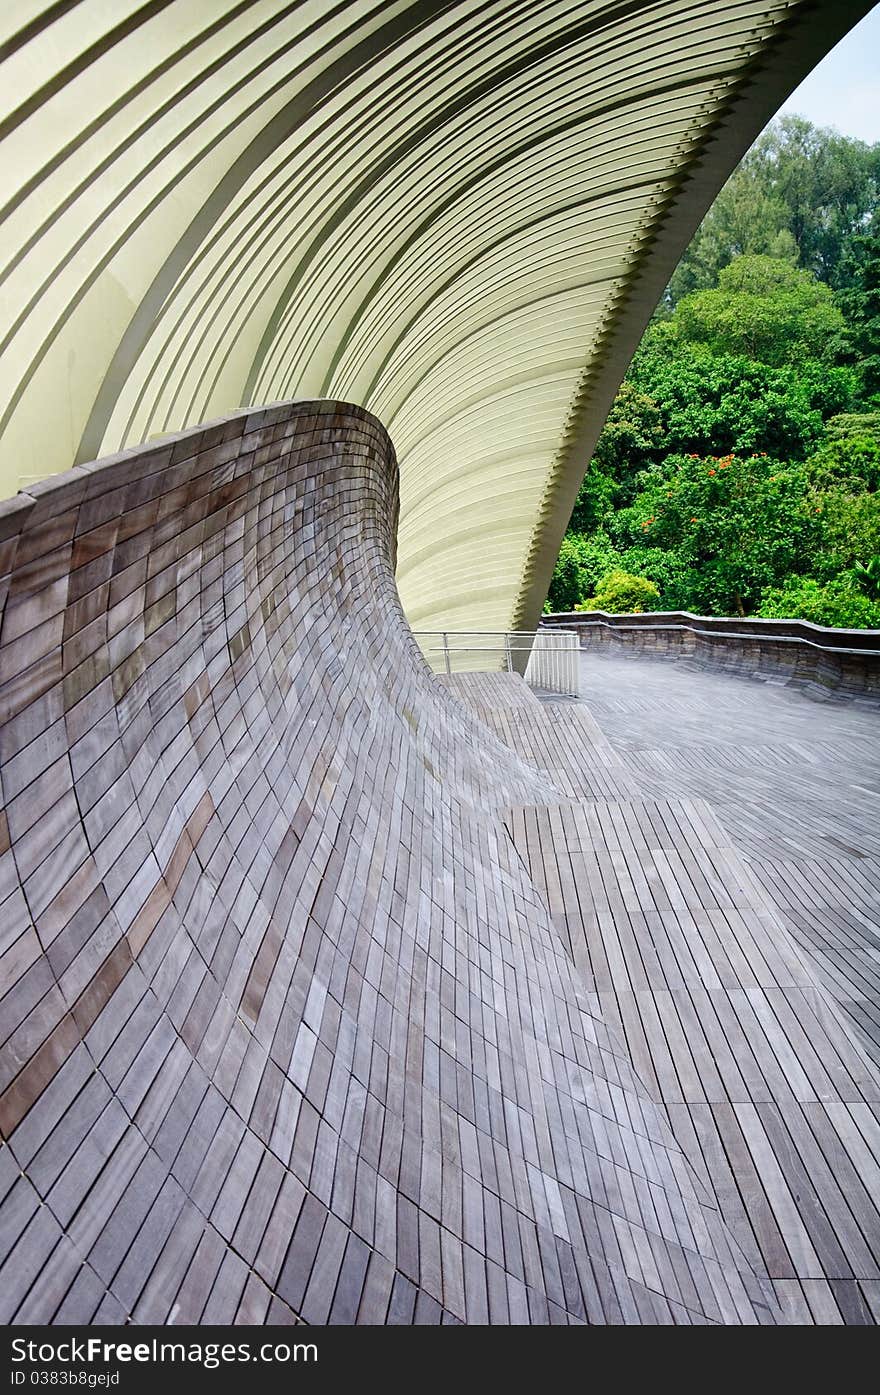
607 452 823 616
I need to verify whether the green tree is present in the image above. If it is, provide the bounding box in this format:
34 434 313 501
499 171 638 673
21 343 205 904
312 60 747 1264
568 467 615 535
589 381 665 474
754 118 880 287
668 139 792 302
627 333 853 461
834 233 880 402
548 123 880 630
668 117 880 302
610 452 824 616
569 381 666 519
669 256 844 366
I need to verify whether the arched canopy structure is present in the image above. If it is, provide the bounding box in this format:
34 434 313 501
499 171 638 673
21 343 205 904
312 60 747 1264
0 0 872 630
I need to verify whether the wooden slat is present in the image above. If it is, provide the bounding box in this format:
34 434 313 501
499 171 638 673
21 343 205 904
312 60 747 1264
477 646 880 1324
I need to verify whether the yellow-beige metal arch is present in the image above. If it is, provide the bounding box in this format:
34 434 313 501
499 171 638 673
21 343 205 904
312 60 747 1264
0 0 872 632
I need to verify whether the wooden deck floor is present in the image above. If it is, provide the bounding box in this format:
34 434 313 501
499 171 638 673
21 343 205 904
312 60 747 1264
445 657 880 1324
577 653 880 1071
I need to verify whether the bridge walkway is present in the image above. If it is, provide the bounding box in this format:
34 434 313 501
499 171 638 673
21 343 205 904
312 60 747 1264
444 656 880 1324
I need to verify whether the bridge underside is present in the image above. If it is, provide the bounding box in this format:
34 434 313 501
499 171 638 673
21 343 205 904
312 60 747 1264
0 0 874 632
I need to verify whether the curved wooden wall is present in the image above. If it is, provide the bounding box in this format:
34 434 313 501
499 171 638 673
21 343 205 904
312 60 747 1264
0 399 781 1323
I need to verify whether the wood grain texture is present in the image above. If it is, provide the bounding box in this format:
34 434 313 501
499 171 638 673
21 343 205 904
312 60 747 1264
452 650 880 1325
0 402 779 1325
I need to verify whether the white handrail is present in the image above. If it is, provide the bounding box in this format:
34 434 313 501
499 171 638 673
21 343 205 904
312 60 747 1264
411 630 580 697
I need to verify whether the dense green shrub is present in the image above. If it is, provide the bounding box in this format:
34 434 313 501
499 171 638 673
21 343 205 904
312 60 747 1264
758 575 880 628
854 556 880 601
809 491 880 581
807 413 880 490
578 570 661 614
614 549 700 611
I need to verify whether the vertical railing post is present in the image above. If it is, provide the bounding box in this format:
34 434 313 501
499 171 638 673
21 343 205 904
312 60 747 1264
443 632 451 675
504 632 512 674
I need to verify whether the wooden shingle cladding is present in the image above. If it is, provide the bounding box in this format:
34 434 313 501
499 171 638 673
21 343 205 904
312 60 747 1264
0 398 781 1324
2 401 879 1323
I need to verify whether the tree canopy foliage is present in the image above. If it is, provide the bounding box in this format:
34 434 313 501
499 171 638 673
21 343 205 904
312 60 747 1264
548 118 880 629
668 256 844 366
666 116 880 302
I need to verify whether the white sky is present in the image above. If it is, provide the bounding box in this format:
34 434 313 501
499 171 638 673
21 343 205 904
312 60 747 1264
777 5 880 143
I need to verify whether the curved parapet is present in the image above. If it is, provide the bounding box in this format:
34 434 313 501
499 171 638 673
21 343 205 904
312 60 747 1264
0 2 873 634
543 610 880 700
0 399 778 1324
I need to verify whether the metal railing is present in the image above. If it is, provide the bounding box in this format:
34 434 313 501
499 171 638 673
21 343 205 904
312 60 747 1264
412 630 581 697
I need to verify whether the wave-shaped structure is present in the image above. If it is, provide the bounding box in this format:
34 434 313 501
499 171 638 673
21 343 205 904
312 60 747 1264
0 1 873 634
0 400 787 1324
